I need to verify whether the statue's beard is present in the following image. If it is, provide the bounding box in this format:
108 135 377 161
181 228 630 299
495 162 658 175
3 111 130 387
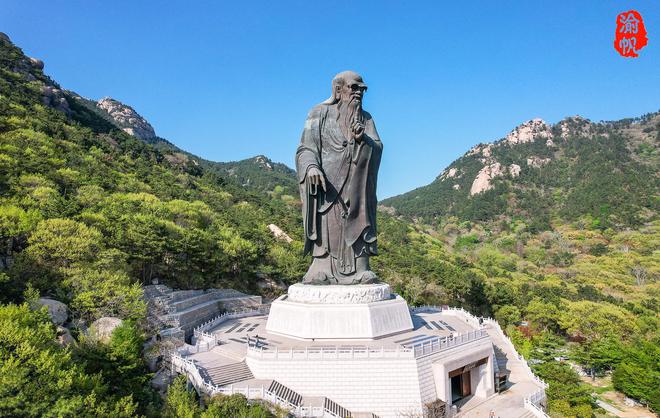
337 96 362 141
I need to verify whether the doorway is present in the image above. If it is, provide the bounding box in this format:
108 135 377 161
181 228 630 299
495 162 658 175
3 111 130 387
450 370 471 402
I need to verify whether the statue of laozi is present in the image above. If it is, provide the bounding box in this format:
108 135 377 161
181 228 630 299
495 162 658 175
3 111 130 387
296 71 382 285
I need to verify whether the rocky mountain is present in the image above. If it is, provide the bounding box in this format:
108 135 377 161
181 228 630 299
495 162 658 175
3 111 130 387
94 97 156 140
382 114 659 230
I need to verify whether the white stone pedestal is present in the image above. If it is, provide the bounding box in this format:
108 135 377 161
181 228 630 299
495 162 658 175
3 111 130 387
266 283 413 340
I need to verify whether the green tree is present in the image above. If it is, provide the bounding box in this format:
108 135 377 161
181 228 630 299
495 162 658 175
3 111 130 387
77 320 160 415
202 394 273 418
0 303 138 417
612 339 660 412
494 304 521 328
163 376 201 418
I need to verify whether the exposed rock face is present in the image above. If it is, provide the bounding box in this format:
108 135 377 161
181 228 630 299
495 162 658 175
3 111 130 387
29 57 44 70
0 32 10 43
89 317 123 342
505 118 553 145
470 163 503 195
36 298 68 325
254 155 273 170
377 205 396 215
470 163 522 195
268 224 293 243
527 156 551 168
41 85 70 114
452 184 460 190
96 97 156 140
557 116 593 139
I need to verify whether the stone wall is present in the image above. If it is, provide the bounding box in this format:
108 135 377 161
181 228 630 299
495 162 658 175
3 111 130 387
246 355 424 417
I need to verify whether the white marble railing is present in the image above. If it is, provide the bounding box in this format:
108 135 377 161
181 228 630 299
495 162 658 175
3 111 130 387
524 388 549 417
411 329 489 358
481 317 548 389
246 329 488 361
247 344 415 360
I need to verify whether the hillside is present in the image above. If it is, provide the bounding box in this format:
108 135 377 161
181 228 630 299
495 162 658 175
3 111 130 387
0 33 307 300
382 115 659 231
205 155 299 196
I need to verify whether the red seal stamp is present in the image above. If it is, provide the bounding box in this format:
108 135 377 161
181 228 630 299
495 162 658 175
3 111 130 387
614 10 648 57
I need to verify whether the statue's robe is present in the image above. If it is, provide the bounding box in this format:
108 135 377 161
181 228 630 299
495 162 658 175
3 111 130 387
295 103 382 278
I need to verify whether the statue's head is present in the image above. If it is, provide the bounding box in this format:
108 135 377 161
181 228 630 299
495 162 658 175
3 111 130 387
324 71 367 105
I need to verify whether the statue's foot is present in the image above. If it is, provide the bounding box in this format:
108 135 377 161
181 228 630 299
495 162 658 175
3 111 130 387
354 270 378 284
302 271 337 285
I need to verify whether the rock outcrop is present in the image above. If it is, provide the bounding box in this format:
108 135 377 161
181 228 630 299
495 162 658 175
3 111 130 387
36 298 68 325
470 163 503 195
268 224 293 243
526 156 551 168
557 116 594 139
505 118 553 145
470 163 522 195
254 155 273 170
96 97 156 140
41 85 70 114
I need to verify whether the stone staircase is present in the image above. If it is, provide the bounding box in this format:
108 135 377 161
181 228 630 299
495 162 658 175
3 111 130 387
268 380 303 407
144 284 262 339
202 360 254 387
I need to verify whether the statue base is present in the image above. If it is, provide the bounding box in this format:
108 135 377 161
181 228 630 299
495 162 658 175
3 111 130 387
265 283 414 340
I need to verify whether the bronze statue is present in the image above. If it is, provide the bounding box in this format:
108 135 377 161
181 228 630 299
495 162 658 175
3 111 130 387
296 71 382 285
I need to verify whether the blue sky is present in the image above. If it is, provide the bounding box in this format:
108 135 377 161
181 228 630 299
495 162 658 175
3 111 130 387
2 1 658 198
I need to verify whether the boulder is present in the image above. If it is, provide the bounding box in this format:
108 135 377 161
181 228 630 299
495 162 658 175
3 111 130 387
56 325 75 346
36 298 68 325
89 317 123 342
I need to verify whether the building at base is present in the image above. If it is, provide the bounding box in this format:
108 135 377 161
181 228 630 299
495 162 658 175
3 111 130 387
170 283 547 417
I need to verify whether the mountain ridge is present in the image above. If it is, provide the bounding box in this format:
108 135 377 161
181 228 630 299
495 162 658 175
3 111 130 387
382 112 659 230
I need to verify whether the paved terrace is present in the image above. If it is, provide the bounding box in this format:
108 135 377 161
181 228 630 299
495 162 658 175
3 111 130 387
190 309 479 364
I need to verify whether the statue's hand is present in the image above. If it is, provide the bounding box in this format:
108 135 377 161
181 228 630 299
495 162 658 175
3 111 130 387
351 119 365 142
307 166 326 191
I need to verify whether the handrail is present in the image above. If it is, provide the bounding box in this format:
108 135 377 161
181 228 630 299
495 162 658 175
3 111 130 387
245 329 488 360
524 388 549 417
480 317 548 389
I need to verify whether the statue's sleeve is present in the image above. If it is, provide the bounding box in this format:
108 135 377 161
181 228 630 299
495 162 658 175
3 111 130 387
295 105 324 183
364 112 382 150
295 105 325 253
